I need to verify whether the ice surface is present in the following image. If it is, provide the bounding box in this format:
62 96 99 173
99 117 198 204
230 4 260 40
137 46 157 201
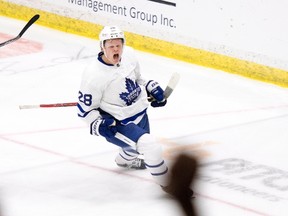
0 16 288 216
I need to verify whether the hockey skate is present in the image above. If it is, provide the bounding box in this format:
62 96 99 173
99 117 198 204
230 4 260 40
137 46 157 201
116 158 146 170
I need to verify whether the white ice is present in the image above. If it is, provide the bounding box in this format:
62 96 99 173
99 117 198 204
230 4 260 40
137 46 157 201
0 16 288 216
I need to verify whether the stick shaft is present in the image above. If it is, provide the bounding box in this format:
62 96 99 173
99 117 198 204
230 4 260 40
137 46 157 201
19 102 77 109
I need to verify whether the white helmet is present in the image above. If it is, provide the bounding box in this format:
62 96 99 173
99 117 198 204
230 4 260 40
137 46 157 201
99 26 125 48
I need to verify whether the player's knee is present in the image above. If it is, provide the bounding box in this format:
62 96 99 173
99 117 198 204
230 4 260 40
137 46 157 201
137 134 162 160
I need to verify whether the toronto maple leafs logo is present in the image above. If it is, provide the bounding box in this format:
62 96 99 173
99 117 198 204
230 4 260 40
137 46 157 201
119 78 141 106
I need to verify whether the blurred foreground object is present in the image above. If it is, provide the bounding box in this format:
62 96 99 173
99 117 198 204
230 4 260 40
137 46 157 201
164 153 198 216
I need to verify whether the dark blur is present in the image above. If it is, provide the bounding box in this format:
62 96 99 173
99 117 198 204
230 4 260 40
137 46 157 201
167 153 199 216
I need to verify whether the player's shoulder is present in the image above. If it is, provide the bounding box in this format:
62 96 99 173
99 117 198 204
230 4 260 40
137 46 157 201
82 56 110 81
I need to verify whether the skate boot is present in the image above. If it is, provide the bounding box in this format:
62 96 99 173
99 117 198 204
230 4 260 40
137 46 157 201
116 158 146 170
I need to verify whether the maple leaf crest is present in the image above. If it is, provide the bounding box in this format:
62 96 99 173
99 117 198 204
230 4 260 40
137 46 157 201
119 78 141 106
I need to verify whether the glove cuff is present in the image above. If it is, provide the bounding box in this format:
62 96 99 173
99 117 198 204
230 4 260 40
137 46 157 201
90 117 102 136
146 80 165 101
146 80 159 92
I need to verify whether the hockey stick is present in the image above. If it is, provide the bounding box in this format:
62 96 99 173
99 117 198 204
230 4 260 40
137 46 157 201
19 72 180 109
161 72 180 99
0 14 40 47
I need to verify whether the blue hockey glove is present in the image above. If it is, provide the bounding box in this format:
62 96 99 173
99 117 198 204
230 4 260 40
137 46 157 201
146 80 165 101
90 117 117 139
146 80 167 107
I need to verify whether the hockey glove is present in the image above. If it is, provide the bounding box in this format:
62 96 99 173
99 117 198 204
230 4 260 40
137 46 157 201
146 80 167 107
90 117 117 139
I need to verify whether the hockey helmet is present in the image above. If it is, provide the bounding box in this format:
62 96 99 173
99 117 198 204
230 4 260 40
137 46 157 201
99 26 125 48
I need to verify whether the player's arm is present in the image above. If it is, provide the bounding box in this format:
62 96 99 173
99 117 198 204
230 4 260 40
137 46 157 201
77 79 117 139
77 87 101 125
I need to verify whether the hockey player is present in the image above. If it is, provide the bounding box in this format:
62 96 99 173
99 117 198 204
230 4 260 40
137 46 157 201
77 26 170 189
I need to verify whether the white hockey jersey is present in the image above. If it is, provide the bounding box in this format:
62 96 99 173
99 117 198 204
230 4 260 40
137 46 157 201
77 46 150 126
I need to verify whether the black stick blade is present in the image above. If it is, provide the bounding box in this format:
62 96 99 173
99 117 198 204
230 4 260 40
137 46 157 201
19 14 40 37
